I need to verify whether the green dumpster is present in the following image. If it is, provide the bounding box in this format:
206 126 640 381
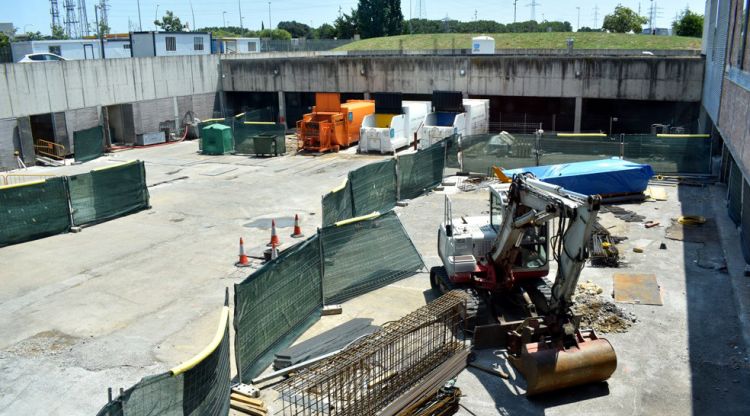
253 133 286 156
201 123 234 155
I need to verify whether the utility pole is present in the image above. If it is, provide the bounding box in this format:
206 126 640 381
593 5 599 29
268 1 272 30
238 0 243 29
223 11 227 28
576 6 580 31
137 0 142 30
50 0 61 32
190 1 196 31
94 5 104 58
527 0 540 22
154 4 159 31
513 0 518 23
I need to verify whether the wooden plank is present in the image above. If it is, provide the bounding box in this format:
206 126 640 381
230 401 267 416
230 393 266 409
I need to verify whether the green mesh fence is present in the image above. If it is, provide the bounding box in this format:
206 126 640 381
349 159 397 217
320 211 424 304
241 108 275 122
623 135 712 174
728 158 742 225
74 126 104 163
234 236 323 382
539 135 621 166
68 161 150 226
399 143 446 200
742 179 750 262
322 179 354 227
0 177 71 246
233 121 286 155
96 304 231 416
445 134 460 170
460 133 536 174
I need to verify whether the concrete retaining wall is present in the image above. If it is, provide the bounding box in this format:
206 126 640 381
222 55 704 102
0 55 221 119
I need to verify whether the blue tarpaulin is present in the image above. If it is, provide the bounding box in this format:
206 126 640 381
504 158 654 196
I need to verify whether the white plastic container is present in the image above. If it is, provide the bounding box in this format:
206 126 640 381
359 101 431 154
417 98 489 149
471 35 495 55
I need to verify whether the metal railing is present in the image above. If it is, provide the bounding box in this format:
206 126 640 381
34 139 67 160
1 173 57 186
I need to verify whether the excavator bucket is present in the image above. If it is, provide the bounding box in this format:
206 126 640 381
516 330 617 396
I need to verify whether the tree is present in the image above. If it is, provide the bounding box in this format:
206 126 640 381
50 25 68 40
257 29 292 40
21 31 44 41
154 10 187 32
0 33 9 48
672 8 703 37
578 26 602 32
316 23 337 39
334 9 358 38
602 5 647 33
277 21 312 38
384 0 404 36
97 21 111 36
356 0 403 38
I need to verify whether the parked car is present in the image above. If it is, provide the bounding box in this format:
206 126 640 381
18 53 67 62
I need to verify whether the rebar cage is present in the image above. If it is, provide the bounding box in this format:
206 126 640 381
274 290 470 416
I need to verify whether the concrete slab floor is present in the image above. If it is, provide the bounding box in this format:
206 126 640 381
1 142 749 415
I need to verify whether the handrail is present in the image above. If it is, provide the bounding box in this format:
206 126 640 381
34 139 67 160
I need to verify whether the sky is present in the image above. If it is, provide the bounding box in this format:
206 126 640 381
0 0 707 36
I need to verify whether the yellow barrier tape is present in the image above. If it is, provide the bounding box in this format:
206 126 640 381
655 134 710 138
92 160 138 172
234 112 246 119
329 178 348 193
0 179 46 190
201 118 226 123
556 133 607 137
334 211 380 227
170 306 230 376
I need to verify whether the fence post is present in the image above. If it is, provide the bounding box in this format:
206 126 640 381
620 133 625 159
534 129 542 166
317 228 326 307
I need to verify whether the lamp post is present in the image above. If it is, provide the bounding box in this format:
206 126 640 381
268 1 272 30
154 4 160 31
223 11 227 27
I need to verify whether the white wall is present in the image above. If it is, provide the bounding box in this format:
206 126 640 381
154 33 210 56
131 33 155 57
104 41 132 59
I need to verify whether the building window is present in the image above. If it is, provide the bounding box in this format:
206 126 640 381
48 45 61 55
165 36 176 51
194 36 204 51
248 41 257 52
739 0 750 69
123 44 131 49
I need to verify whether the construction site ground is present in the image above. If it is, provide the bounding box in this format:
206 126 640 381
1 141 750 415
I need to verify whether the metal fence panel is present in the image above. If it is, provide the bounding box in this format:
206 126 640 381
398 143 445 200
234 236 323 382
460 133 536 174
233 121 286 154
0 177 71 246
74 125 104 163
623 135 712 174
539 135 620 165
320 211 424 304
349 159 397 217
68 160 150 226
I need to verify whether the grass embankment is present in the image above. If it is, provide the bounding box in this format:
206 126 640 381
335 32 701 51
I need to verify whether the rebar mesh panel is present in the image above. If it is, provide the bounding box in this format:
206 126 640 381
728 158 742 225
275 291 469 416
623 135 712 174
68 161 150 226
320 211 424 304
349 159 397 217
322 180 354 227
95 310 231 416
398 143 445 200
73 125 104 163
233 121 286 154
460 133 536 175
234 236 323 382
539 135 621 165
0 177 71 246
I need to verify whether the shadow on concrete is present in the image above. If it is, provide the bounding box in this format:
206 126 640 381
679 185 750 415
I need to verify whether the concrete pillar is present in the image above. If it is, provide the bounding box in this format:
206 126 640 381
277 91 287 126
363 92 371 100
574 96 583 133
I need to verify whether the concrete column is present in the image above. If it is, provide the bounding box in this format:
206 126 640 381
277 91 287 125
574 96 583 133
363 92 371 100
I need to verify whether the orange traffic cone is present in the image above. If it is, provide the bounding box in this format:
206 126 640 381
236 237 250 267
267 219 281 247
291 214 304 238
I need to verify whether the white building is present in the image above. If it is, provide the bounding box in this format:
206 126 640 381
213 37 261 54
130 32 212 57
10 38 132 62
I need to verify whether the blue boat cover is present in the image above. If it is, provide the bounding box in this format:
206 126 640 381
503 158 654 196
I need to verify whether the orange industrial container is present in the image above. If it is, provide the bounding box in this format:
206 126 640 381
297 93 375 152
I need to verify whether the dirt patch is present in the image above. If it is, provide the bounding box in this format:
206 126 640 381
573 282 637 334
5 330 79 358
